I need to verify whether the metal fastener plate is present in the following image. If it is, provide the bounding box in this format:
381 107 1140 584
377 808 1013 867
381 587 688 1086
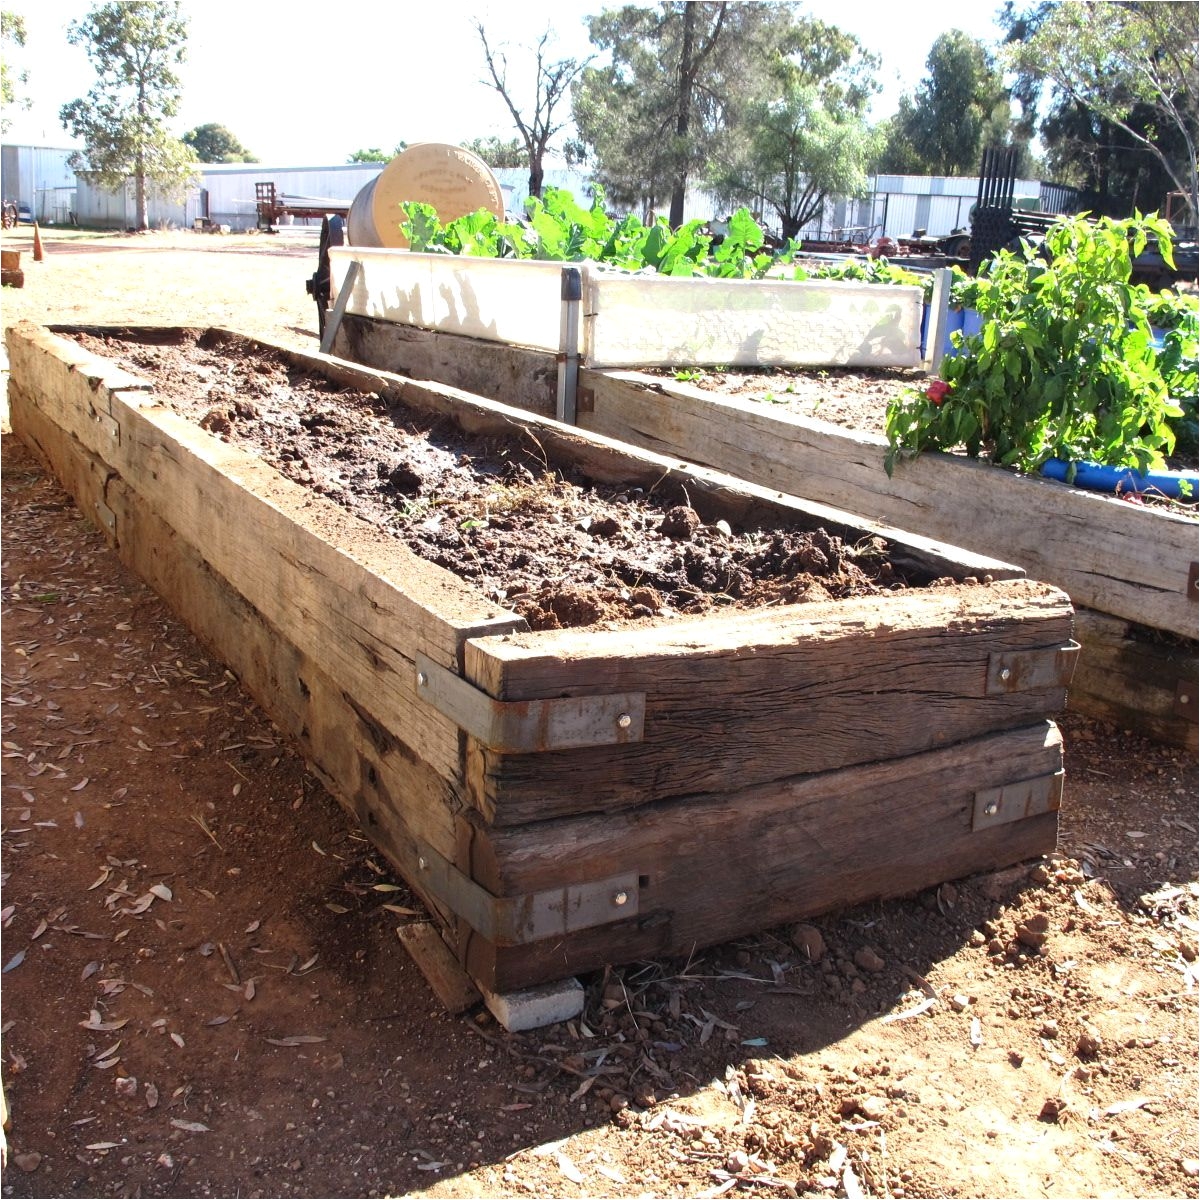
415 843 640 945
986 641 1080 695
415 653 645 753
973 770 1064 830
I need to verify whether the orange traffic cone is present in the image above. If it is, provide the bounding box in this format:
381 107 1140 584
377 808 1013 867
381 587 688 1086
32 222 44 262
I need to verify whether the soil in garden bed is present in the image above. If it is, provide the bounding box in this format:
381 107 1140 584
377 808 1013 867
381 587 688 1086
643 363 920 436
66 328 966 631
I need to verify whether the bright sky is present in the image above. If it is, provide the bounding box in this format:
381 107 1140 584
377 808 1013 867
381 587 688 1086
4 1 1011 165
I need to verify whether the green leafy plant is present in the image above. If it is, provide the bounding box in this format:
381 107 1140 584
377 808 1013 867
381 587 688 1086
398 186 930 291
884 213 1192 478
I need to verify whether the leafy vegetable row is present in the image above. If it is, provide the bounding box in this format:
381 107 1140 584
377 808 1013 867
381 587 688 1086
399 186 928 293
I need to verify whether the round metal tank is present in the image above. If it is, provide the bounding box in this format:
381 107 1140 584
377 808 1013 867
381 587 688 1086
346 143 505 247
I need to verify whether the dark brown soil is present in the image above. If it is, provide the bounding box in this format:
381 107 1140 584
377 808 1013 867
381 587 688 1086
64 329 927 632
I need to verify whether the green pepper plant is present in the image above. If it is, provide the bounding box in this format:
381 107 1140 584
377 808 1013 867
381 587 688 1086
884 214 1196 480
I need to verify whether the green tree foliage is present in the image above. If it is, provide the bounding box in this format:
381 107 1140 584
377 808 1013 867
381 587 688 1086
706 17 881 240
59 1 196 231
182 122 257 163
476 24 589 199
461 135 528 169
875 31 1021 176
1 9 28 134
1003 2 1198 222
346 142 408 164
573 1 796 226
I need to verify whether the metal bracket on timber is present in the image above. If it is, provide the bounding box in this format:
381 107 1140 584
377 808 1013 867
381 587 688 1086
985 640 1080 695
1188 561 1198 603
413 842 640 946
93 500 117 535
972 770 1064 831
413 653 645 753
1177 677 1196 717
94 410 121 445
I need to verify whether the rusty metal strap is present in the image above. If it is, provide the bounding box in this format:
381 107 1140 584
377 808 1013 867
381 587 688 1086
973 770 1064 831
986 640 1080 695
414 843 640 946
414 653 645 753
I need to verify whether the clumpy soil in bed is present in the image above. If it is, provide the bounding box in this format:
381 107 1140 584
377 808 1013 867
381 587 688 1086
66 330 936 631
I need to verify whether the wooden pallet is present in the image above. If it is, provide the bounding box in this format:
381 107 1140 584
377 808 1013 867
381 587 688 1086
7 321 1075 996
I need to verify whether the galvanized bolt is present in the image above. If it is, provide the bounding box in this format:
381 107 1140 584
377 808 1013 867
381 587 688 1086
999 667 1012 682
985 802 999 816
612 890 629 907
1181 693 1190 705
616 713 632 729
417 672 428 688
417 856 428 871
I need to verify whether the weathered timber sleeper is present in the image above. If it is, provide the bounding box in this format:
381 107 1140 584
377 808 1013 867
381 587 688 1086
7 321 1076 995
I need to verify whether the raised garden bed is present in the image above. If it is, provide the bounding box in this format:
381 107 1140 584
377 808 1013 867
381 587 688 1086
330 315 1197 752
7 320 1076 1005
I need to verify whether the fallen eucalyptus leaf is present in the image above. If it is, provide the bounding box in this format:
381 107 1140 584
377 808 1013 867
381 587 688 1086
170 1119 210 1133
557 1152 584 1184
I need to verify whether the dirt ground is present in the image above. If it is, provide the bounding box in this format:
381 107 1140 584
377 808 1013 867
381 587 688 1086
1 226 1198 1200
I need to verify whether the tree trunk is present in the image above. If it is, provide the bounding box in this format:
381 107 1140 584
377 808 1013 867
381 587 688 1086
668 0 697 229
528 159 544 200
135 155 147 231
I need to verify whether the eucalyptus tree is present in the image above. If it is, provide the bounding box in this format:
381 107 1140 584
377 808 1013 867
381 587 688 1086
1 9 28 134
461 135 528 169
1003 1 1198 221
476 23 590 199
573 1 797 226
875 31 1018 177
707 16 881 240
59 1 196 230
182 123 257 164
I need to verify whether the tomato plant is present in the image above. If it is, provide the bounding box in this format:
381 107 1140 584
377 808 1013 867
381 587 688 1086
884 214 1197 478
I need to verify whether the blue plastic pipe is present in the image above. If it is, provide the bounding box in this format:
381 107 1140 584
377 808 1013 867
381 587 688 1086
1040 457 1199 500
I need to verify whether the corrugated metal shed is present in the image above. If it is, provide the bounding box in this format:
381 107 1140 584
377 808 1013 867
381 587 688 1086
1 145 79 223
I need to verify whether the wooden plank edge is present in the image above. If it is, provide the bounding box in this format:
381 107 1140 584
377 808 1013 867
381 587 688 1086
1069 607 1198 751
397 924 482 1014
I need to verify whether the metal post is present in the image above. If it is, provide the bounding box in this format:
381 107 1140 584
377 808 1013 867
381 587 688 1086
319 258 361 356
925 267 953 376
556 266 582 425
